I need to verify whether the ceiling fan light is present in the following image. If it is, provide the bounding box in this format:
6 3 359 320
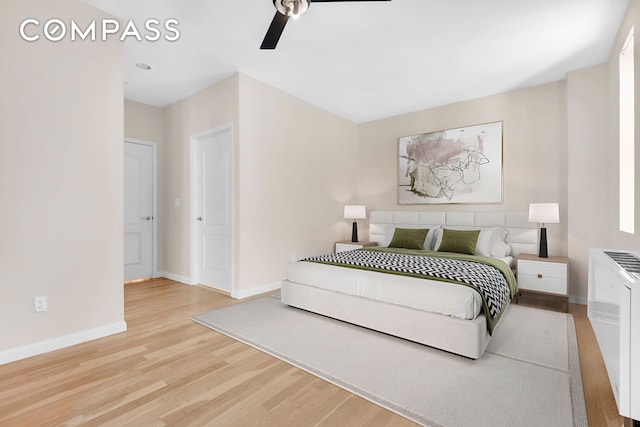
274 0 309 19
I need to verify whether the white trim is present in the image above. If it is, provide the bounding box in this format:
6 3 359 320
158 271 194 285
124 138 158 279
189 123 235 293
190 135 198 285
0 321 127 365
231 281 282 300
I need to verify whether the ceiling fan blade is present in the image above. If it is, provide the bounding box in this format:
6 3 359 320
261 12 289 50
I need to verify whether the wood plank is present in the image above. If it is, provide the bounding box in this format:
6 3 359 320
570 304 626 427
0 278 624 426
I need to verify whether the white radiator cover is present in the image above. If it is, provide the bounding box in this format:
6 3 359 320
588 249 640 421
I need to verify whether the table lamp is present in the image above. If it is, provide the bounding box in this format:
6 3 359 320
344 205 366 242
528 203 559 258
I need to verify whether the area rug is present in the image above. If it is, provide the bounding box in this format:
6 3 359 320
192 295 587 427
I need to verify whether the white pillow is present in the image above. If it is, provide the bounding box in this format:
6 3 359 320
489 227 511 257
382 225 441 250
432 226 511 257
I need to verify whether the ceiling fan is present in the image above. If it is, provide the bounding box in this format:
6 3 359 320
261 0 391 50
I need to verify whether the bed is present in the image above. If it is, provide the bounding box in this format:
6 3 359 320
281 211 538 359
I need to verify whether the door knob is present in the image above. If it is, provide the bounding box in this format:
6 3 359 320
197 217 203 221
142 216 152 221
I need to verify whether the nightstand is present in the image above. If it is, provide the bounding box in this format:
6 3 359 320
516 253 569 312
335 240 378 253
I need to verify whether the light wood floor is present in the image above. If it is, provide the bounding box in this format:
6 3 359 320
0 278 625 426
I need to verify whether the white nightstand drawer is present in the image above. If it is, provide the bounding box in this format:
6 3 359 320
516 254 569 310
518 260 567 280
517 259 568 295
518 274 567 294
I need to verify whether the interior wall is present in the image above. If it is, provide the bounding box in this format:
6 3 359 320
158 73 357 295
605 0 640 251
124 100 165 270
0 0 125 359
161 74 239 283
566 63 609 303
357 81 568 256
124 100 164 143
236 74 358 294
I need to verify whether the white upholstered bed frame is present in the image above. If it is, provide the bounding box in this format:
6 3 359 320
281 211 538 359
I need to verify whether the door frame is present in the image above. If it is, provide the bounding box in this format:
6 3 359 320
124 138 158 279
189 123 235 292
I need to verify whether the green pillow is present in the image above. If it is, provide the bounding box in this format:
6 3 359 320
437 229 480 255
388 228 429 250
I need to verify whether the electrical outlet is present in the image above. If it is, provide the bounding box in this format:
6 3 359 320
34 296 47 312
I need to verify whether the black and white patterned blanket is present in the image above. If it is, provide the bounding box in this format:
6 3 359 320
303 249 512 328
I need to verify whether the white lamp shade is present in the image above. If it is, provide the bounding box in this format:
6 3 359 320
528 203 559 224
344 205 366 220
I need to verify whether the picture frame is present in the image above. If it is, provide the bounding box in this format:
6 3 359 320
398 121 503 205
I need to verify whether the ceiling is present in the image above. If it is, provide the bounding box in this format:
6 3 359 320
84 0 630 123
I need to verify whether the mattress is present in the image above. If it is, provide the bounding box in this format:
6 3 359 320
288 259 487 320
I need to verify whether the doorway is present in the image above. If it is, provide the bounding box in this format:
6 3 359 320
124 140 156 281
190 124 234 292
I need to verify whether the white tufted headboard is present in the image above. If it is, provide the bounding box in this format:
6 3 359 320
369 211 538 257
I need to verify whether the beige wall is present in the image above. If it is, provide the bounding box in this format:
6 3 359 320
605 0 640 251
236 74 358 292
156 73 357 294
354 0 639 302
0 0 124 357
563 0 640 300
357 82 568 255
566 63 609 302
162 74 240 281
154 69 618 301
124 100 165 269
124 100 164 143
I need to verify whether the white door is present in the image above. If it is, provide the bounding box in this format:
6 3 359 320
124 142 154 281
195 127 233 291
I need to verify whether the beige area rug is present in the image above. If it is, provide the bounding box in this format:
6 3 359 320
192 295 587 427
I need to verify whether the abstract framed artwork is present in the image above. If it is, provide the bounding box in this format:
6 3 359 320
398 121 503 204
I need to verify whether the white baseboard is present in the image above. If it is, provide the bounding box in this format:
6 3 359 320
0 321 127 366
158 271 193 285
231 281 282 300
158 274 281 298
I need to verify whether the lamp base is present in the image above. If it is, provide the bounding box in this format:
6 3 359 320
351 221 358 242
538 227 548 258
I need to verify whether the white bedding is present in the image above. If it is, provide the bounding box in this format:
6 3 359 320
289 260 485 320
